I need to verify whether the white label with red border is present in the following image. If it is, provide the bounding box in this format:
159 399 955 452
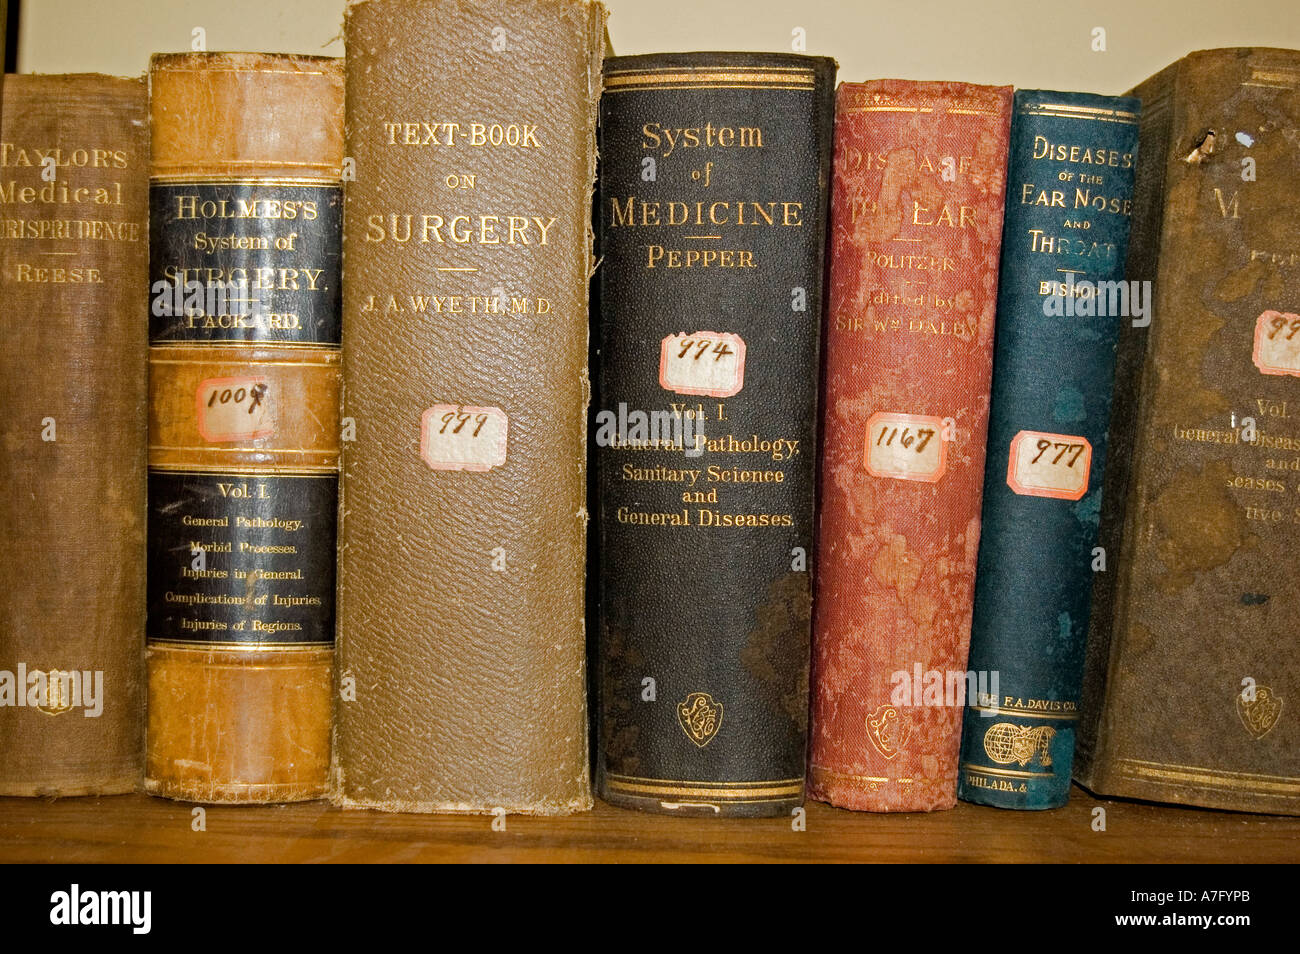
863 411 948 483
420 404 508 472
1253 310 1300 378
659 331 746 398
1006 430 1092 501
196 376 275 443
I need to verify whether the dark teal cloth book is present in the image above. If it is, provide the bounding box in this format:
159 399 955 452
958 90 1140 809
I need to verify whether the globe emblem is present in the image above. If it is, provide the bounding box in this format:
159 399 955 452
982 722 1055 767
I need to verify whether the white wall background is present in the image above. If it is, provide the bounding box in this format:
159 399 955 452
14 0 1300 94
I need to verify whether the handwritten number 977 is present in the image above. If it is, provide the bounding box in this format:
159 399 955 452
1031 439 1085 467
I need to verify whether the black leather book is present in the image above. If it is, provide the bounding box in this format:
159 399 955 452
595 52 836 816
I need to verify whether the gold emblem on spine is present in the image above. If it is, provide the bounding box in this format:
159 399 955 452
677 692 723 747
1238 686 1283 740
865 704 908 759
982 723 1056 767
36 671 75 716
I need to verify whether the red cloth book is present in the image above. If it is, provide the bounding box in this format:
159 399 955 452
809 80 1012 811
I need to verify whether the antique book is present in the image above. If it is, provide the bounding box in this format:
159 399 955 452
145 53 343 803
596 53 836 817
957 90 1141 810
1077 48 1300 815
0 74 148 795
808 80 1012 812
333 0 604 814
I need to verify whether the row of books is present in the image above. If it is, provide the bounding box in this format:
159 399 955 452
0 0 1295 817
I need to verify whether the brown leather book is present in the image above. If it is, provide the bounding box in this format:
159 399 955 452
0 74 148 795
333 0 604 814
1077 48 1300 815
808 80 1012 811
145 53 343 803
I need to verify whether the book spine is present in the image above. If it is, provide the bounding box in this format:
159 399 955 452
0 75 148 795
595 52 836 817
1078 49 1300 815
957 90 1140 810
145 52 343 803
333 0 603 814
1076 64 1178 791
808 80 1012 812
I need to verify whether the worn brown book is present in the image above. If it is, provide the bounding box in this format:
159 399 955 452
1078 48 1300 815
145 53 343 803
332 0 604 813
0 74 148 795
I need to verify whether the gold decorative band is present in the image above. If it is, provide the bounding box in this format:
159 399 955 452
1019 102 1139 123
840 105 1003 115
148 639 333 652
1018 111 1138 125
968 704 1080 721
152 66 331 76
605 68 816 94
1116 758 1300 796
148 355 339 369
604 773 803 800
841 105 934 113
149 339 341 352
607 65 815 75
960 763 1055 779
150 172 342 184
809 765 946 788
148 463 338 477
148 444 336 455
1244 68 1299 90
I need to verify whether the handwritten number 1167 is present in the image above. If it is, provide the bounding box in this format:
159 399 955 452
876 425 935 453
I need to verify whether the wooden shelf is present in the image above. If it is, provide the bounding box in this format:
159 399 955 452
1 785 1296 862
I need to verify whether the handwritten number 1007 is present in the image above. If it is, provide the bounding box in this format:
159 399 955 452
206 383 267 415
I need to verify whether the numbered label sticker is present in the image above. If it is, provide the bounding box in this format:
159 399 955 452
1006 430 1092 500
863 412 947 483
196 376 274 443
659 331 746 398
420 404 508 472
1253 310 1300 378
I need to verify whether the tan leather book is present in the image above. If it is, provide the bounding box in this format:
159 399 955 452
333 0 605 813
145 53 343 803
0 74 148 795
